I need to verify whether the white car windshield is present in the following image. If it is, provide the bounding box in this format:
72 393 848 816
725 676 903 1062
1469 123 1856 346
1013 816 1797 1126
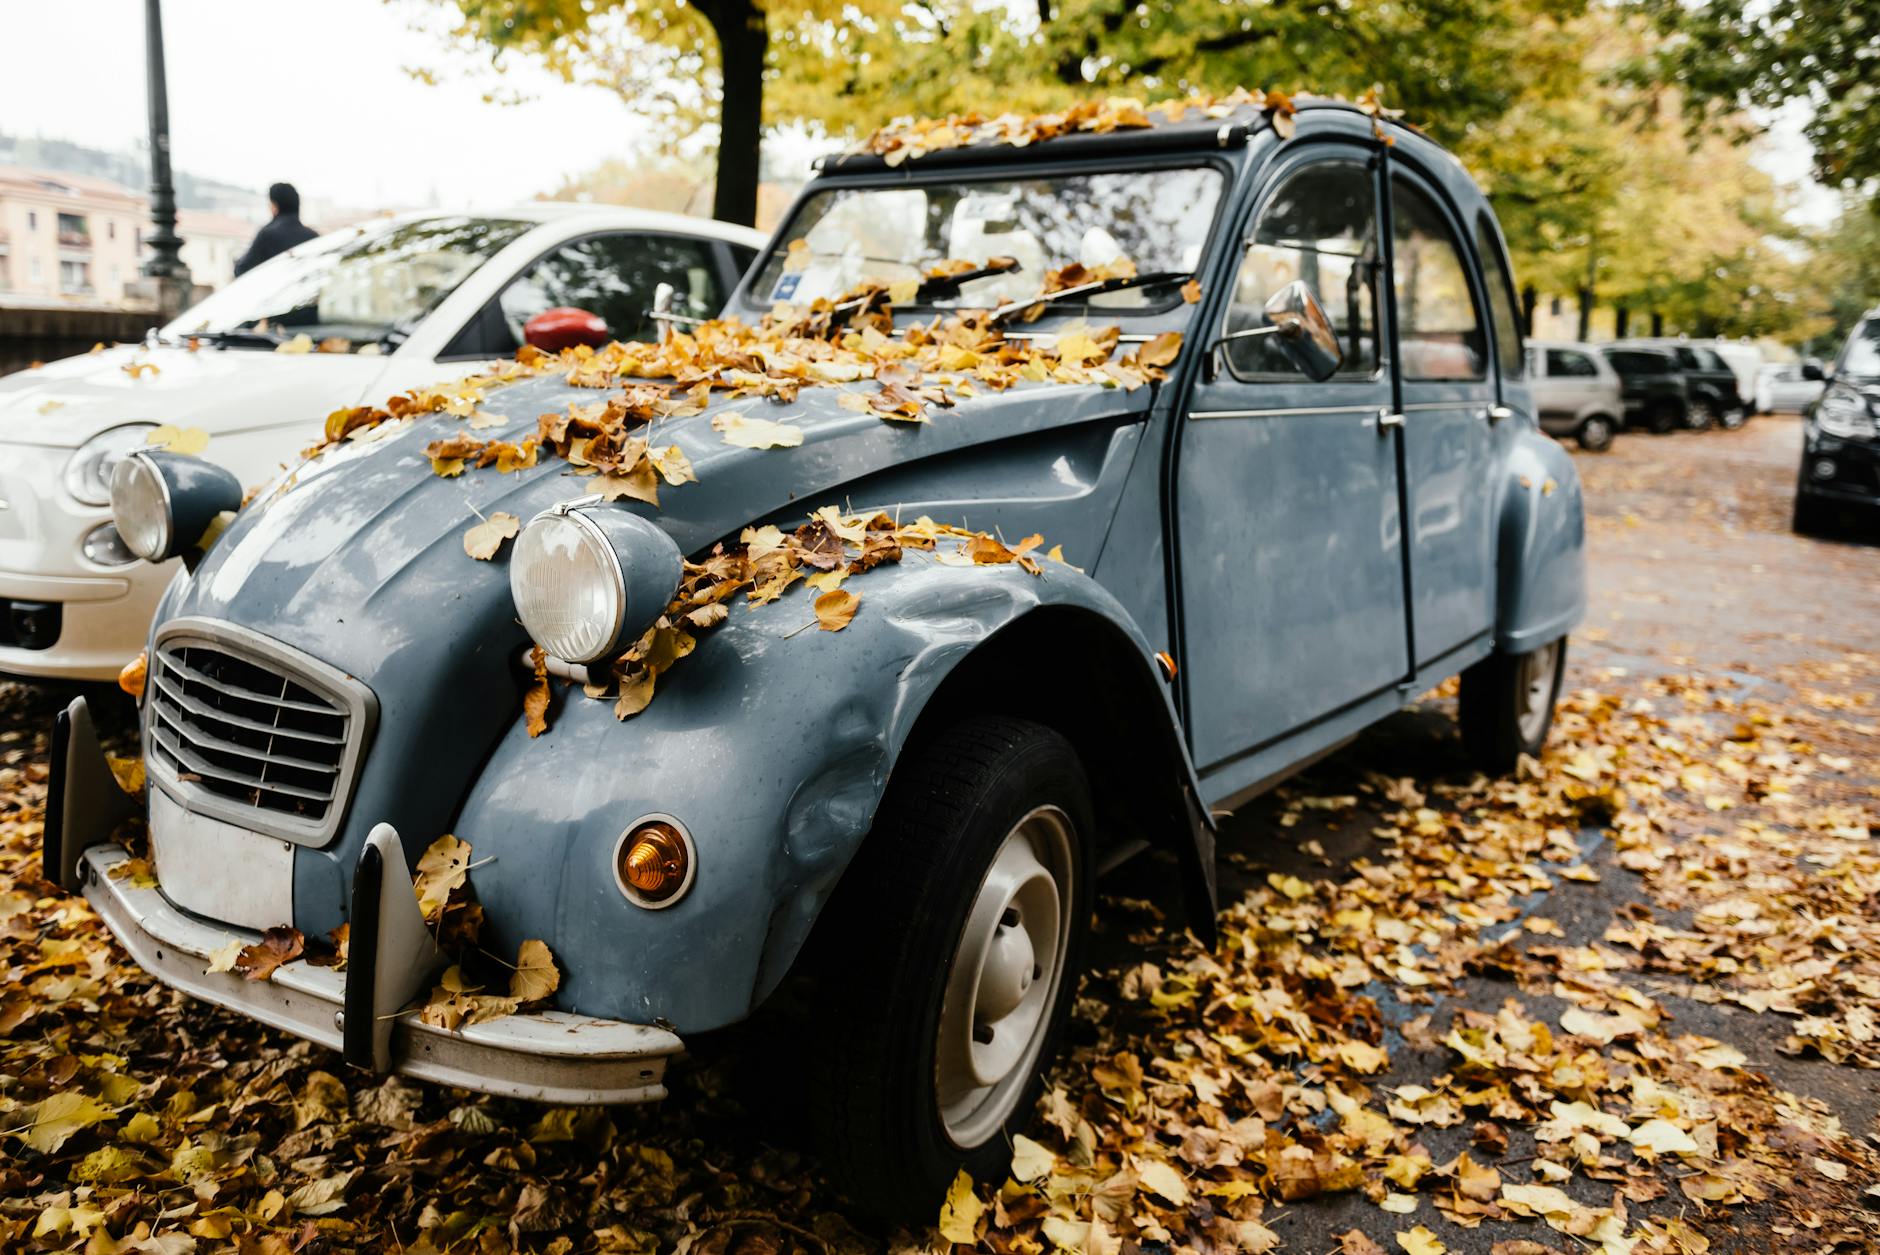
165 215 532 351
750 167 1223 313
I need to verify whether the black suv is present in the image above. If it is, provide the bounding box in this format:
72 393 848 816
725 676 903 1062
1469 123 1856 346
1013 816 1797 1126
1610 340 1748 429
1601 346 1689 434
1794 311 1880 536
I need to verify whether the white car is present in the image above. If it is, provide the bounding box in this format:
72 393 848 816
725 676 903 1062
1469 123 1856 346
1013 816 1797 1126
0 206 764 681
1755 361 1827 414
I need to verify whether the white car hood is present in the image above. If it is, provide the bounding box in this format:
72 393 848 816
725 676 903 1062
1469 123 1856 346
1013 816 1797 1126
0 343 391 449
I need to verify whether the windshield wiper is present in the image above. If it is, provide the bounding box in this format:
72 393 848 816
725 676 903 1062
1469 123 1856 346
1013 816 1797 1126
990 270 1191 324
190 327 289 349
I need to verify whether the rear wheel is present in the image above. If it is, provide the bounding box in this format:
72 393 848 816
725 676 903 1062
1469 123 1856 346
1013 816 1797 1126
1646 401 1681 434
808 716 1092 1219
1459 637 1567 774
1686 397 1718 431
1576 414 1617 452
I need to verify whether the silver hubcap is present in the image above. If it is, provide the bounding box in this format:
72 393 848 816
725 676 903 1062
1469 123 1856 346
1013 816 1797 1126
935 805 1076 1148
1516 639 1560 744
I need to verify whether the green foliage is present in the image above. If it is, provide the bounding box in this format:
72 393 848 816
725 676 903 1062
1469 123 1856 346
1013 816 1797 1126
1629 0 1880 191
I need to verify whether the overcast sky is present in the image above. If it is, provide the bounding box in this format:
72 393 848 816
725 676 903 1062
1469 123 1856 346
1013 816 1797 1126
0 0 703 213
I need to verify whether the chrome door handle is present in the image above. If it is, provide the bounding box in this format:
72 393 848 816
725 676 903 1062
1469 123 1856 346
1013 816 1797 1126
1482 405 1514 424
1377 409 1405 433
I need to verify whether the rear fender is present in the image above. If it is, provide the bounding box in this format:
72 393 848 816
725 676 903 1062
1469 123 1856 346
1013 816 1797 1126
447 557 1206 1033
1494 428 1586 654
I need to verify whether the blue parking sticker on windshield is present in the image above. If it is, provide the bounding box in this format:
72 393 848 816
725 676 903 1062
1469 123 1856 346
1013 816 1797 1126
769 272 803 302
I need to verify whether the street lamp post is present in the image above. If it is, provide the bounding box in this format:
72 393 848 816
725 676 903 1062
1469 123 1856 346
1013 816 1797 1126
139 0 191 317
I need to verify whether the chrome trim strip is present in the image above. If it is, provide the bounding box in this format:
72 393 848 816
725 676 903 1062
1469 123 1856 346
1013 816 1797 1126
147 617 378 848
1188 405 1382 419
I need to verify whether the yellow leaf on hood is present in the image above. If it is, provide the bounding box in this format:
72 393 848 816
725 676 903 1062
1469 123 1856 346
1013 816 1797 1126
814 588 859 631
463 512 520 560
146 424 211 455
717 415 805 449
414 834 471 922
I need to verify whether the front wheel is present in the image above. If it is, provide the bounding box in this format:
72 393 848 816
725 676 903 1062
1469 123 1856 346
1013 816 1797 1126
1718 405 1748 431
1686 398 1718 431
1576 415 1617 452
808 716 1093 1220
1458 637 1567 774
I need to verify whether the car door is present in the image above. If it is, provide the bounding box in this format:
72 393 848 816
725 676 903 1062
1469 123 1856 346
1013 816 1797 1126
1548 348 1602 417
1175 150 1408 771
436 231 731 362
1387 168 1497 667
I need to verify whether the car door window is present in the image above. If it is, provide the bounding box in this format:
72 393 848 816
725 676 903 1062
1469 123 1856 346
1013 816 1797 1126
1226 160 1380 378
1474 213 1523 380
1391 180 1486 381
497 232 724 349
1547 349 1597 378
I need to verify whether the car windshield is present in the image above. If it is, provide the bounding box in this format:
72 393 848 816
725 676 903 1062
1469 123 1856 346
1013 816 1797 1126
165 215 532 350
1841 319 1880 379
749 166 1224 313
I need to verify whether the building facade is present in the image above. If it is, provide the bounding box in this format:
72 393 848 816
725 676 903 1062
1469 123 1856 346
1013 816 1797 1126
0 165 148 305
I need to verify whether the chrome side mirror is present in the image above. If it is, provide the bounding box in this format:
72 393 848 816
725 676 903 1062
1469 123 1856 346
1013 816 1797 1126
1207 279 1344 382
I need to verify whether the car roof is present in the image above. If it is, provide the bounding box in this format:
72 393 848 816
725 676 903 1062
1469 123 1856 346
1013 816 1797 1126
340 203 767 248
1529 340 1601 351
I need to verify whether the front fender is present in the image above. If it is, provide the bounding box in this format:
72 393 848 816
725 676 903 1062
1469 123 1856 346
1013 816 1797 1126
449 556 1189 1033
1494 427 1586 653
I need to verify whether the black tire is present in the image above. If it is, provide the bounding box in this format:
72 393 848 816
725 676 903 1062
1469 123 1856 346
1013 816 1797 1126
1792 492 1834 537
1576 414 1617 452
1458 637 1567 774
1686 397 1718 431
1646 401 1681 435
807 716 1094 1220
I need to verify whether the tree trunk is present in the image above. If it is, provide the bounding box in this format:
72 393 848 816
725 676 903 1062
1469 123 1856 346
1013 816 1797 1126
1614 306 1629 338
1520 284 1537 337
1650 311 1664 336
705 0 766 227
1576 288 1594 342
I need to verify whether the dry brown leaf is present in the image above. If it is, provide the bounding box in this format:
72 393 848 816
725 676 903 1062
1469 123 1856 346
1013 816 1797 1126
463 512 520 560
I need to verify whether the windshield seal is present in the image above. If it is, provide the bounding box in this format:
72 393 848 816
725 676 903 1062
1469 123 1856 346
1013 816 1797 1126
739 156 1235 321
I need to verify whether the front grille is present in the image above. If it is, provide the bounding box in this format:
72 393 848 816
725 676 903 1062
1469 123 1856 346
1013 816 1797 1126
146 629 371 842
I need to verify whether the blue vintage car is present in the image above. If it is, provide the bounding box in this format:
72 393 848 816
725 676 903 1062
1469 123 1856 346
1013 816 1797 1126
49 93 1584 1214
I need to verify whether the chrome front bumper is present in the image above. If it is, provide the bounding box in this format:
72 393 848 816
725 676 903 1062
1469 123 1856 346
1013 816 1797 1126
53 697 684 1107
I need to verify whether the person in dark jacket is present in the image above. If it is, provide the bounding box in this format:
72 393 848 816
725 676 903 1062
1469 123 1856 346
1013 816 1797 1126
233 183 318 277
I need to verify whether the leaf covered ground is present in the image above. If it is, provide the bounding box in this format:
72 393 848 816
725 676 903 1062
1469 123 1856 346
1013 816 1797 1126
2 420 1877 1252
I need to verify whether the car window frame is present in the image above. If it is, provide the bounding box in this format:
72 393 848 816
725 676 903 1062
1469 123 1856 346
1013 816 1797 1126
1385 167 1491 385
1220 143 1388 386
734 150 1241 322
1472 209 1525 383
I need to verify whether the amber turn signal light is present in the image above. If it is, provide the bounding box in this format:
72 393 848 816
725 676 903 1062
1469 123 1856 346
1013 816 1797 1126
614 819 694 908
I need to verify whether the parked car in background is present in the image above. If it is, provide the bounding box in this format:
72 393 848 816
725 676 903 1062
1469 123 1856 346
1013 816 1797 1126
0 206 764 681
1610 338 1747 429
1706 340 1763 404
1794 311 1880 535
1601 345 1689 433
1756 361 1827 414
1527 339 1623 450
49 95 1585 1216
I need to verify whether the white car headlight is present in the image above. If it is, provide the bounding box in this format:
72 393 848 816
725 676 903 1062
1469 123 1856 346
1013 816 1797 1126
63 423 159 506
109 453 174 561
1816 387 1877 439
510 512 626 664
509 505 685 665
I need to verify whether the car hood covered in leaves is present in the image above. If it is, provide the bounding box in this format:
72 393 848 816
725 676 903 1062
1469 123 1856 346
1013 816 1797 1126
169 368 1154 653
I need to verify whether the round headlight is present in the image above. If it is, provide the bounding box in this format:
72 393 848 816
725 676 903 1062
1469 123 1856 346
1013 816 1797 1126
509 511 626 664
109 453 174 561
63 423 159 506
81 522 138 567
